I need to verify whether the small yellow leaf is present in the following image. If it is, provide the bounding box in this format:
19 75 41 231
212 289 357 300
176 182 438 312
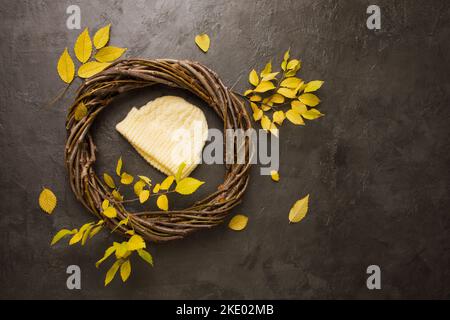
260 115 272 131
289 194 309 223
74 102 88 121
299 93 321 107
153 183 161 193
260 61 272 77
51 229 76 246
269 93 285 104
304 80 324 93
89 225 103 239
261 72 279 82
115 242 129 259
138 175 152 185
116 157 123 176
93 24 111 49
160 176 175 191
254 81 276 93
195 34 210 52
120 259 131 282
105 260 122 286
78 61 111 78
156 195 168 211
243 89 253 96
139 190 150 204
102 199 110 211
228 214 248 231
280 77 302 89
286 109 305 125
134 180 146 196
112 190 123 201
287 59 301 71
125 230 135 236
120 172 134 185
103 206 117 218
249 69 259 87
57 48 75 84
103 173 116 189
269 122 279 137
175 177 205 195
249 95 262 102
283 49 290 61
127 235 146 251
69 223 92 245
253 108 263 121
39 188 57 214
74 28 92 63
95 46 127 62
302 108 324 120
273 111 285 125
175 162 186 183
96 245 115 268
277 88 297 99
261 104 271 111
291 100 307 114
137 249 153 266
271 170 280 182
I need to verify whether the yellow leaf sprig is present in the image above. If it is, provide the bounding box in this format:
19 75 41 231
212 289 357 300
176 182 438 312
243 50 325 135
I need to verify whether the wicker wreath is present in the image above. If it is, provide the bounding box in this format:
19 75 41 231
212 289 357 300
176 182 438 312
65 59 252 242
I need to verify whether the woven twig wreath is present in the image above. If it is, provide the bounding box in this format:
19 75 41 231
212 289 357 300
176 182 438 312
65 59 252 242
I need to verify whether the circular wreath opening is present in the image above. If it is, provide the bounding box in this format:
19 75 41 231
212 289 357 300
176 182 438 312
65 59 252 242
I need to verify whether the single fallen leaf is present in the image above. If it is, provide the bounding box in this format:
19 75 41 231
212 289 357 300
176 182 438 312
157 194 168 211
249 69 259 87
299 93 320 107
286 109 305 125
139 190 150 204
78 61 111 78
160 176 175 191
39 188 57 214
302 108 324 120
289 194 309 223
103 173 116 189
95 46 127 62
93 24 111 49
51 229 76 245
271 170 280 182
273 111 285 125
291 100 307 114
103 206 117 218
120 259 131 282
74 102 88 121
74 28 92 63
254 81 276 93
120 172 134 185
175 177 204 195
228 214 248 231
116 157 122 176
57 48 75 84
195 34 210 52
304 80 324 93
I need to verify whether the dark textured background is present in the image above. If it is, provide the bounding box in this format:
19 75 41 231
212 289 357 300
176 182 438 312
0 0 449 299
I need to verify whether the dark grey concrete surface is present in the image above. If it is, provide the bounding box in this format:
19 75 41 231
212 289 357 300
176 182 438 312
0 0 449 299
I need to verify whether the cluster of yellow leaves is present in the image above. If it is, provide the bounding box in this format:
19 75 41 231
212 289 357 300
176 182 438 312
51 220 104 246
244 50 325 136
227 194 310 231
38 187 57 214
57 24 127 84
96 234 153 286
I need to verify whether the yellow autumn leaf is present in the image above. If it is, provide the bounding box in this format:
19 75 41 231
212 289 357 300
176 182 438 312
112 189 123 201
253 108 263 121
271 170 280 182
270 122 279 137
249 95 262 102
261 72 279 82
277 87 297 98
273 111 285 125
120 172 134 185
127 235 146 251
69 223 92 245
287 59 300 71
260 61 272 77
95 46 127 62
115 242 130 259
261 104 271 111
289 194 309 223
125 230 135 236
74 102 88 121
228 214 248 231
244 89 253 96
137 249 154 266
304 80 324 93
51 229 76 245
120 259 131 282
39 188 57 214
138 175 152 185
153 183 161 193
280 77 302 89
102 199 110 211
96 245 115 268
302 108 324 120
175 177 205 195
116 157 123 176
139 190 150 204
105 260 122 286
254 81 276 93
283 49 290 61
134 180 146 196
74 28 92 63
299 93 320 107
103 173 116 189
249 69 259 87
157 194 168 211
286 109 305 125
269 93 285 104
175 162 186 183
160 176 175 190
78 61 111 78
57 48 75 84
89 225 103 239
261 115 271 131
291 100 307 114
103 206 117 218
195 33 210 52
93 24 111 49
